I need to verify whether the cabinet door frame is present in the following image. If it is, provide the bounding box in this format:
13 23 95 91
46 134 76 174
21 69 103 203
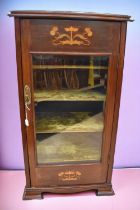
23 53 117 187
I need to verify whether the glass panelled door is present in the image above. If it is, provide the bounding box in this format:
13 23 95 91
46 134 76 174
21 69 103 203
32 55 109 164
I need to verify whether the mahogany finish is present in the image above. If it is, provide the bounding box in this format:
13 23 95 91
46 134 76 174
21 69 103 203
9 10 132 21
9 11 132 200
29 19 120 53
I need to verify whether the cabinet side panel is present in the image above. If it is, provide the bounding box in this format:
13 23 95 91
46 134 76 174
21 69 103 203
14 17 31 187
107 22 127 182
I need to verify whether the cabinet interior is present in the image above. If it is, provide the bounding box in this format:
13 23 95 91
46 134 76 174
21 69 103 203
32 54 109 164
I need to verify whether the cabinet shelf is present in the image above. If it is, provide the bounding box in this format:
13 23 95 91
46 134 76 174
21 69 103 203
34 88 106 102
32 65 108 70
36 112 103 133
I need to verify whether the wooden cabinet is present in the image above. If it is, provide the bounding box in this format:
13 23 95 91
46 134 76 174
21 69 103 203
9 11 132 200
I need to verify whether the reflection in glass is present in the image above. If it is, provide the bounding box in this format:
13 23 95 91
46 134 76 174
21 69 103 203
32 55 109 164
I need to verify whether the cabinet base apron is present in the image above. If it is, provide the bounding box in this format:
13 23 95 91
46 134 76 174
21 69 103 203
23 183 114 200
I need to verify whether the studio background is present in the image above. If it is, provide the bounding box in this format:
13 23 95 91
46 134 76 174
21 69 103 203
0 0 140 169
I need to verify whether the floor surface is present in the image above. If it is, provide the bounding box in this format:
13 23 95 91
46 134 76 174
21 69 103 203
0 168 140 210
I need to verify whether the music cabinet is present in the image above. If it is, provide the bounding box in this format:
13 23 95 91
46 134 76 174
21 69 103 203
9 11 132 200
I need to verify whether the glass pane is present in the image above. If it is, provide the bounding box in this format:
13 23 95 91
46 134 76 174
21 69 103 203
32 55 109 164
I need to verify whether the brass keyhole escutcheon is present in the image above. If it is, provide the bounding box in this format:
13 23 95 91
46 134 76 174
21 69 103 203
24 85 31 111
24 85 31 126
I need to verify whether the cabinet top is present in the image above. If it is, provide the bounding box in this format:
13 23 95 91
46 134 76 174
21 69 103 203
8 10 133 21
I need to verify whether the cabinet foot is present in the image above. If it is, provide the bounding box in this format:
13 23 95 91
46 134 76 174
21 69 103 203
23 188 43 200
96 187 115 196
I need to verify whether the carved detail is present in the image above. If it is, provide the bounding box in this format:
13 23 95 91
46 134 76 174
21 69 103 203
50 26 93 46
58 170 82 181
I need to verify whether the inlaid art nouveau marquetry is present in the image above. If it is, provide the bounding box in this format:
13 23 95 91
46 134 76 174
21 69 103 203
50 26 93 46
58 170 82 181
9 10 132 200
